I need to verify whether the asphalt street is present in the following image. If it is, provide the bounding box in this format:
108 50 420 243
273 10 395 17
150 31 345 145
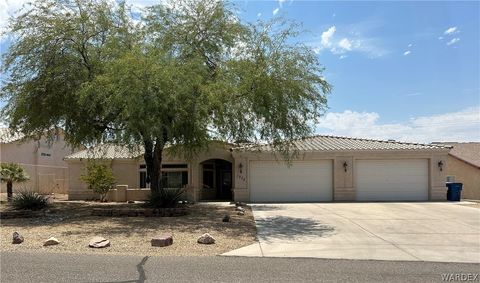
1 251 479 283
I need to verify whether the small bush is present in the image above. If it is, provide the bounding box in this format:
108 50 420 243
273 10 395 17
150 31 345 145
11 191 49 210
146 188 186 208
80 161 116 201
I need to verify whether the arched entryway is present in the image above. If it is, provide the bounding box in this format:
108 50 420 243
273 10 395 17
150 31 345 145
200 159 233 201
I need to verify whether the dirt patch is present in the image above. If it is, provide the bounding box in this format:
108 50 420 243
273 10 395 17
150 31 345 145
0 202 257 256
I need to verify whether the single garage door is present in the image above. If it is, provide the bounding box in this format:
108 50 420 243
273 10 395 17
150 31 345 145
356 159 428 201
249 160 333 202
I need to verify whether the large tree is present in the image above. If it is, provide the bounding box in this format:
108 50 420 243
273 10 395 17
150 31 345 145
1 0 331 193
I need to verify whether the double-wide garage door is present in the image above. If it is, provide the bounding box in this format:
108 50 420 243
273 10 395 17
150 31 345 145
356 159 428 201
250 160 333 202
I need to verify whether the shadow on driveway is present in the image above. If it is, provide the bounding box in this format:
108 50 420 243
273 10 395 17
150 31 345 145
255 216 335 241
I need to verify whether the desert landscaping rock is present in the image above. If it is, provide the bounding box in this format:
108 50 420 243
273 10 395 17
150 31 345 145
237 211 245 216
151 233 173 247
222 215 230 222
43 237 60 246
197 233 215 245
235 206 245 212
89 236 110 248
12 232 24 244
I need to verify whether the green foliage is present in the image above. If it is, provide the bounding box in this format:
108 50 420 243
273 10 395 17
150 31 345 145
1 0 332 191
0 163 30 201
0 163 29 183
11 191 49 211
80 161 116 201
146 188 186 208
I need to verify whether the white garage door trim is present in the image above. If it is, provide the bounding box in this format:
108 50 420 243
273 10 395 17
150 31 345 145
249 160 333 202
356 159 429 201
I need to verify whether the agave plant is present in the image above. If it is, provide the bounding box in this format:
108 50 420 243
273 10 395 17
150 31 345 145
0 163 30 202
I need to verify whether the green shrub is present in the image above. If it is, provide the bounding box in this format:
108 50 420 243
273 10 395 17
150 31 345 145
11 191 49 210
146 188 186 208
80 161 116 201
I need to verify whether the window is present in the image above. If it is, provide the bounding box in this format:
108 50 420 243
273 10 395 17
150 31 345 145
162 164 188 169
139 171 147 188
161 171 188 188
139 164 189 189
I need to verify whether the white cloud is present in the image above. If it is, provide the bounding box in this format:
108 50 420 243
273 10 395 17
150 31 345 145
339 55 347 59
320 26 336 48
278 0 286 7
257 12 262 17
446 38 460 46
438 36 444 40
316 106 480 143
408 43 413 47
403 50 411 56
444 26 459 35
315 25 388 58
338 38 352 51
273 8 279 15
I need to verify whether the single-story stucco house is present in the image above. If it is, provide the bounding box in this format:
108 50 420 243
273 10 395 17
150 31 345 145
64 135 451 202
443 142 480 200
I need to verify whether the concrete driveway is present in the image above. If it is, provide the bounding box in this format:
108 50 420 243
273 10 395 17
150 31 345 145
223 203 480 263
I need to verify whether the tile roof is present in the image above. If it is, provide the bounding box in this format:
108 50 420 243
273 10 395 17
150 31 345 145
0 128 25 144
64 144 144 160
233 135 452 152
443 142 480 168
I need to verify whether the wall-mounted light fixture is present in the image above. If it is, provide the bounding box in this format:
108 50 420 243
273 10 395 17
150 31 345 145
343 161 348 172
239 162 243 174
437 160 444 171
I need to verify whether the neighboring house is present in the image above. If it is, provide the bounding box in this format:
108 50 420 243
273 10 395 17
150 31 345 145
65 135 451 202
444 142 480 200
0 128 77 194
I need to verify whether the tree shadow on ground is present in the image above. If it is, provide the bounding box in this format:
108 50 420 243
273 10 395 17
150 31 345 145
255 216 334 242
0 203 257 239
249 205 285 212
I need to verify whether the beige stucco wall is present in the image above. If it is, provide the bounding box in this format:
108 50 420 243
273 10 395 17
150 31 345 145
0 133 76 194
66 142 235 201
446 156 480 200
232 150 450 202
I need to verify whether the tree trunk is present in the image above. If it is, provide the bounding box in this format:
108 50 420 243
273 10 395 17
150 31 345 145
143 138 154 186
150 139 164 193
7 181 13 202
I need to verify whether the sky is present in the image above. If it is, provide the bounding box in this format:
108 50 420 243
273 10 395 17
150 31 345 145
1 0 479 143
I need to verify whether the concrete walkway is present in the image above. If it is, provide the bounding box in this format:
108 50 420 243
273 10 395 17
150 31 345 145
223 202 480 263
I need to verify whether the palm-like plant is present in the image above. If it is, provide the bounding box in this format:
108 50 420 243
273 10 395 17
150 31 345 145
0 163 30 201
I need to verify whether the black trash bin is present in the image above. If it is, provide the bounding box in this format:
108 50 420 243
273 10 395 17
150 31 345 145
446 183 463 201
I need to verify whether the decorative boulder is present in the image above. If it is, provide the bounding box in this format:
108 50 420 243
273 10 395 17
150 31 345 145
89 236 110 248
12 232 24 244
235 206 245 212
222 215 230 222
197 233 215 245
151 233 173 247
43 237 60 246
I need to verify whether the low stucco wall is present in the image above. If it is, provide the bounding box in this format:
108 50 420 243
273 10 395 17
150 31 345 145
446 156 480 200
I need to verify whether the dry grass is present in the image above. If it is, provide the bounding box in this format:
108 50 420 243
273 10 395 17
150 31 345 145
0 201 257 256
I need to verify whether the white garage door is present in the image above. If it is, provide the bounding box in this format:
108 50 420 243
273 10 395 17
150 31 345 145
249 160 333 202
356 159 428 201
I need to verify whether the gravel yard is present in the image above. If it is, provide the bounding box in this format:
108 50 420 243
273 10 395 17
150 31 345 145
0 201 257 256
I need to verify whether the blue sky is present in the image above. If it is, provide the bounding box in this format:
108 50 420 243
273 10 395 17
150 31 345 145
1 0 479 142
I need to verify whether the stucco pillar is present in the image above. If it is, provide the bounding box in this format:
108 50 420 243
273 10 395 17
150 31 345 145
115 185 127 202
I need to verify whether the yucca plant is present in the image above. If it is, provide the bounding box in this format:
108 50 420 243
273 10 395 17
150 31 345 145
11 191 49 210
146 188 186 208
0 163 30 202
